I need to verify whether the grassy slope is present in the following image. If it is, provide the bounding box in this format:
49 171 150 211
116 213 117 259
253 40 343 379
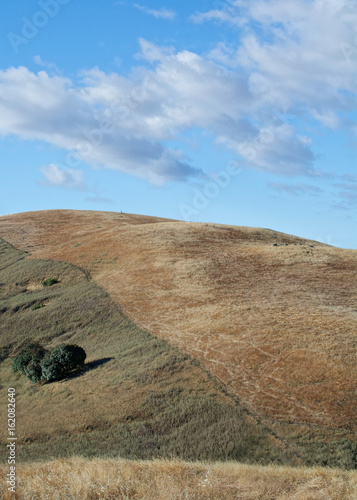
0 210 356 470
0 238 297 465
1 457 357 500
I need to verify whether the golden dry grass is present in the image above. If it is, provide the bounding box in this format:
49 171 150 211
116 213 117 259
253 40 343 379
0 210 356 433
1 237 300 466
1 456 357 499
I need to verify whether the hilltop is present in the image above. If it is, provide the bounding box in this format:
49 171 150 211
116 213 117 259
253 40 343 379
0 209 356 468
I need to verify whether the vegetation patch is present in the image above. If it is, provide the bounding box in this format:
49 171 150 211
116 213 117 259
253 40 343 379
31 303 45 311
13 341 86 383
12 342 47 375
42 278 58 287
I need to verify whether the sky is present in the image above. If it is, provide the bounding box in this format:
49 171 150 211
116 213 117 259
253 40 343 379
0 0 356 248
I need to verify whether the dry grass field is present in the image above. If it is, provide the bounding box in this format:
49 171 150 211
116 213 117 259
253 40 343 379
1 456 356 499
0 210 355 430
0 209 356 497
1 237 297 466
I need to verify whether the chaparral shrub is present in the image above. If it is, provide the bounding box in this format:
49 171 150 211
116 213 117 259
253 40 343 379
24 360 43 383
49 344 87 372
13 342 86 383
40 356 66 382
13 342 48 375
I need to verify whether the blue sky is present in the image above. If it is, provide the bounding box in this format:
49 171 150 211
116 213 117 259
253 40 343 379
0 0 356 248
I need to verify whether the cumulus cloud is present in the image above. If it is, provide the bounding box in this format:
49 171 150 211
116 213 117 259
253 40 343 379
0 1 356 184
40 164 87 190
134 4 176 19
0 65 199 184
197 0 357 126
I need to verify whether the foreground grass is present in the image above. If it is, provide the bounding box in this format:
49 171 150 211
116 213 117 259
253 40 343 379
1 456 356 499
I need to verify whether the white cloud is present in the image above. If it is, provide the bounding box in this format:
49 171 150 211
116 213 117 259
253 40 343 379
195 0 357 127
0 65 200 184
216 123 316 175
190 9 241 25
33 55 59 72
0 50 335 182
40 164 87 190
134 4 176 19
0 0 356 185
311 110 341 129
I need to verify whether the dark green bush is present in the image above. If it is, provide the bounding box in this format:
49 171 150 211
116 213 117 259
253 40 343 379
13 342 47 374
42 278 58 287
13 350 33 375
40 357 65 382
24 360 42 383
13 342 86 383
49 344 86 371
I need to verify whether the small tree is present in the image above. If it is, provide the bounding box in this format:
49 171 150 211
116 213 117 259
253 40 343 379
24 360 42 383
49 344 87 371
40 357 65 382
13 342 47 375
13 342 86 383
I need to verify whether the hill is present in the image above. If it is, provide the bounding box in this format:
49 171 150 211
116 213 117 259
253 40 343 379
0 237 295 465
0 209 356 468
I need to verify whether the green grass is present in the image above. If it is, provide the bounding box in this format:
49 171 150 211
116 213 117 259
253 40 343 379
31 303 45 311
0 237 355 469
42 278 59 287
275 423 357 469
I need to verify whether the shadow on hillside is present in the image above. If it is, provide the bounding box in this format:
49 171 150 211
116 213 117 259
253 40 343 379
85 357 114 370
64 357 114 381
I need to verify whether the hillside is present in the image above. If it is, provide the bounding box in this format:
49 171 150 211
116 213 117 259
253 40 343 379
0 209 356 468
0 237 295 465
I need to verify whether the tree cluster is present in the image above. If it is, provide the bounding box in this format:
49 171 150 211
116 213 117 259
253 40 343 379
13 342 86 383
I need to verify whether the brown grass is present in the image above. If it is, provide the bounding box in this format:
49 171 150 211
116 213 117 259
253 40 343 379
1 238 300 466
1 456 356 499
0 210 356 436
